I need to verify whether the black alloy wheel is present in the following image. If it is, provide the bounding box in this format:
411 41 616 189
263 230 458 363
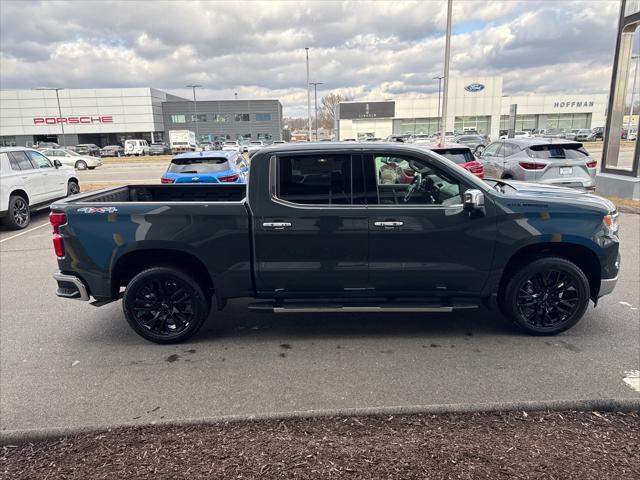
123 267 209 343
67 180 80 196
503 257 589 335
3 196 30 229
516 270 579 328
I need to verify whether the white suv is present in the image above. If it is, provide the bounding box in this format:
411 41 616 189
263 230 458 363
0 147 80 229
124 139 149 156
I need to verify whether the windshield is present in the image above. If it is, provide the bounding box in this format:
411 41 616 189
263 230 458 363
167 157 231 174
432 148 476 164
528 144 588 159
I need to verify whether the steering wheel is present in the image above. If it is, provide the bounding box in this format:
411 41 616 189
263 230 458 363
403 174 421 203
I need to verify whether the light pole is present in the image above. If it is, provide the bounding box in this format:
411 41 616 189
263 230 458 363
309 82 323 141
305 47 312 141
33 87 65 147
440 0 453 147
432 76 444 137
186 84 202 145
627 54 639 136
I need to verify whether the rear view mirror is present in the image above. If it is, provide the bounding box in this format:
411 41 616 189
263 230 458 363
463 189 485 212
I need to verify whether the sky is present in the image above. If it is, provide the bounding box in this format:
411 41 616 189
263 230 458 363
0 0 630 117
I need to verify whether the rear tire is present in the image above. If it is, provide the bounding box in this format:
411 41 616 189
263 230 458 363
3 195 30 229
502 257 590 335
122 266 210 344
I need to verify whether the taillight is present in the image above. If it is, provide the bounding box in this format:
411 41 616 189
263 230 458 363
161 177 175 184
586 160 597 168
519 161 545 170
218 174 239 182
50 211 67 258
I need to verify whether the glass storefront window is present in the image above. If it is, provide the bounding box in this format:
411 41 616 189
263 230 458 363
545 113 591 129
170 115 186 123
500 114 537 131
454 116 491 134
399 118 440 135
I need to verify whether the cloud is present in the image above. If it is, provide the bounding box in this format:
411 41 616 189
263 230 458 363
0 0 624 117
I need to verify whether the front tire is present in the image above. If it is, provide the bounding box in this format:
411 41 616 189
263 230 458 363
3 195 30 229
502 257 590 335
75 160 88 170
122 267 210 344
67 180 80 196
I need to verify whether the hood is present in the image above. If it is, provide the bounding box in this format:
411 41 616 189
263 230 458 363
497 180 616 212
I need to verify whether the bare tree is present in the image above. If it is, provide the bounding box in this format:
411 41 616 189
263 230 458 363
321 91 354 123
284 117 308 131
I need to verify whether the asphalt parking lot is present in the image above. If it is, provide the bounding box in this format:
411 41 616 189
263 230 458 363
0 200 638 436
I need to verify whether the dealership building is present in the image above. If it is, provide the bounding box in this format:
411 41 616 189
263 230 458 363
0 87 283 147
338 76 608 141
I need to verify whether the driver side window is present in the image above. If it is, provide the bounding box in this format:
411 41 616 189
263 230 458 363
373 154 464 206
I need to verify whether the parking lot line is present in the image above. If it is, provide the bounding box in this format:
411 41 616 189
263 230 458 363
0 222 50 244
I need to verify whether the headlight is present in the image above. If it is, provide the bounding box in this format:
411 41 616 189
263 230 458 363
603 212 619 234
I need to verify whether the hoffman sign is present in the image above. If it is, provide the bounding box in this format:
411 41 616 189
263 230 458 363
33 116 113 125
553 100 594 108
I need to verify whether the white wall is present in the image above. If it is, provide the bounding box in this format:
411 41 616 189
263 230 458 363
0 88 169 137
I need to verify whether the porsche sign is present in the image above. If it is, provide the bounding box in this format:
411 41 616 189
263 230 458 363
33 116 113 125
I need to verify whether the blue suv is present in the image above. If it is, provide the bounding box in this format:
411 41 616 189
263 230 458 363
161 150 248 184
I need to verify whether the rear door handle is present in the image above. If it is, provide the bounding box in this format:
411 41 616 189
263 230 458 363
374 221 404 228
263 222 292 230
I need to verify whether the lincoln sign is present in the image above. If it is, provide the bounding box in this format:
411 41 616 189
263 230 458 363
33 116 113 125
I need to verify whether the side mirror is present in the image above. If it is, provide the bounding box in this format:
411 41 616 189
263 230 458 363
463 189 485 212
53 159 62 168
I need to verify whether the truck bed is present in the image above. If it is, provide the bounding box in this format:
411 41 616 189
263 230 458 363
70 184 246 204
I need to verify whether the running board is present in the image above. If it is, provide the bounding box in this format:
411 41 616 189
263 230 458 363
248 301 478 313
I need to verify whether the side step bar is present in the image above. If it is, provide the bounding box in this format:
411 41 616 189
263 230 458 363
248 301 478 313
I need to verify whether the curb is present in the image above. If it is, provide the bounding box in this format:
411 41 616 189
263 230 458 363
2 397 639 445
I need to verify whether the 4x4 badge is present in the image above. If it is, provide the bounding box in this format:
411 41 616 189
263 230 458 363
77 207 118 214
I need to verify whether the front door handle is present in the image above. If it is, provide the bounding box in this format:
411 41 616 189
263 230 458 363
263 222 292 230
374 221 404 228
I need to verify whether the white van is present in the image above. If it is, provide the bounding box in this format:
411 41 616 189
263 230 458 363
124 139 149 156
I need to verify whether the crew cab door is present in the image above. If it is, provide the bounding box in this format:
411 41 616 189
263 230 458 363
252 152 369 294
364 151 496 296
27 150 66 200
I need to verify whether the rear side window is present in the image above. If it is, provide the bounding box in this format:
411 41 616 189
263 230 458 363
502 143 520 157
8 151 35 170
167 157 230 174
276 154 352 205
528 144 588 159
433 148 475 165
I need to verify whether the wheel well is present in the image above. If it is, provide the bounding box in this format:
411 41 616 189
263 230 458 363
9 189 29 204
69 177 79 184
501 173 513 179
112 249 214 298
498 243 601 302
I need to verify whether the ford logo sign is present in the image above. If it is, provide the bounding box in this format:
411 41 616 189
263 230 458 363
464 83 485 93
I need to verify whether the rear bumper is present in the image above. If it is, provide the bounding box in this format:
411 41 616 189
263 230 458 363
599 276 618 298
53 271 90 301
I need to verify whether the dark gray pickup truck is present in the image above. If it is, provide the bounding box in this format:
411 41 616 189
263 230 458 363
50 143 620 343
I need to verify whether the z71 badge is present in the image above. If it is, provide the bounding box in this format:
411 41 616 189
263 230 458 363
77 207 118 214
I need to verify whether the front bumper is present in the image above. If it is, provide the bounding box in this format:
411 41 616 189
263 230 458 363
599 276 618 297
53 271 90 301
